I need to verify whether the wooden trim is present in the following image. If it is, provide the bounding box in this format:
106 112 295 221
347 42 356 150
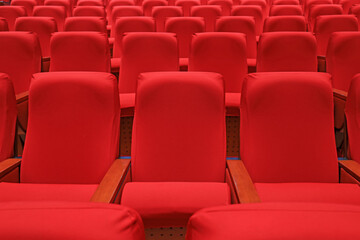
339 160 360 183
227 160 260 203
16 91 29 105
333 88 348 101
0 158 21 179
90 159 130 203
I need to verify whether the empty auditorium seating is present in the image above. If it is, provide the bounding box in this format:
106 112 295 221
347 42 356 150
44 0 72 17
121 72 230 227
272 0 300 4
0 202 145 240
304 0 333 18
152 6 182 31
165 16 204 71
314 15 358 56
175 0 200 16
191 5 222 32
232 5 263 35
187 203 360 240
240 0 267 17
77 0 104 6
118 32 178 115
111 16 155 72
0 74 16 162
15 17 57 58
33 6 66 31
109 6 143 35
142 0 167 16
64 16 107 32
269 5 303 16
208 0 233 16
308 4 343 32
0 72 120 202
189 32 247 115
239 72 360 204
340 0 360 13
11 0 37 16
49 32 110 72
0 6 26 31
0 17 8 31
263 16 306 32
107 0 135 19
73 6 106 17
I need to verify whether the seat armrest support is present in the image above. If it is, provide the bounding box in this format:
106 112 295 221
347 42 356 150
16 91 29 104
333 88 347 101
227 160 260 203
91 159 130 203
0 158 21 179
339 160 360 183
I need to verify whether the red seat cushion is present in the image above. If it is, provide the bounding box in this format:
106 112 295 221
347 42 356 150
0 182 98 202
121 182 230 227
0 202 145 240
255 182 360 205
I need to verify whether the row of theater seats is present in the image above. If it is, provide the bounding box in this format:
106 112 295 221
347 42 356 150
1 70 360 237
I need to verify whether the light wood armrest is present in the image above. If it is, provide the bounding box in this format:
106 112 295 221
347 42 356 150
333 88 348 101
339 160 360 182
16 91 29 104
0 158 21 179
227 160 260 203
90 159 130 203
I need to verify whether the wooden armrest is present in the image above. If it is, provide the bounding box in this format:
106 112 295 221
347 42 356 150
227 160 260 203
0 158 21 179
16 91 29 104
90 159 130 203
333 88 348 101
339 160 360 182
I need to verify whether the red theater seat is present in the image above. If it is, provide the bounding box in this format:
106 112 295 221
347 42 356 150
0 72 120 202
314 15 358 56
0 74 16 162
191 5 222 31
152 6 182 31
232 5 263 35
175 0 200 16
77 0 104 6
189 32 247 115
238 72 360 204
107 0 135 20
0 202 145 240
187 203 360 240
340 0 360 13
49 32 110 72
208 0 233 16
240 0 267 17
165 17 204 71
304 0 333 18
0 6 26 31
11 0 37 16
269 4 303 16
272 0 300 4
263 16 306 32
33 6 66 31
109 6 143 36
142 0 167 16
64 16 107 32
308 4 343 32
73 6 106 17
44 0 72 17
257 32 317 71
0 18 8 31
121 72 230 227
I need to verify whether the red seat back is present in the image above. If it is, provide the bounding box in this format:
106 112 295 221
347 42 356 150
73 6 106 17
308 4 343 32
142 0 167 16
11 0 37 16
208 0 233 16
0 17 9 31
232 5 263 35
152 6 183 31
175 0 200 16
269 5 303 16
33 6 66 31
0 6 26 31
263 16 306 32
110 6 143 35
64 16 107 33
191 5 222 31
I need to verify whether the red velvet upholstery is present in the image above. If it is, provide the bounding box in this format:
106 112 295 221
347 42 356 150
49 32 110 72
345 74 360 162
122 182 230 227
175 0 200 16
314 15 358 56
208 0 233 15
308 4 343 32
326 32 360 92
263 16 306 32
109 6 143 36
107 0 136 23
269 5 303 16
0 6 26 31
304 0 333 18
240 0 267 17
142 0 167 16
44 0 72 17
232 5 263 35
73 6 106 17
77 0 104 6
20 72 120 184
341 0 360 13
187 203 360 240
0 18 8 31
152 6 182 31
11 0 37 16
257 32 317 72
15 17 57 58
64 16 107 33
273 0 300 4
0 202 145 240
0 74 16 162
191 5 222 31
0 32 41 94
33 6 67 31
240 72 338 183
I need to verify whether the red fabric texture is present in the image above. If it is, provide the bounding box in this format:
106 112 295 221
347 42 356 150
11 0 37 16
119 32 178 93
0 6 26 31
73 6 106 17
77 0 103 6
175 0 200 16
21 72 120 184
15 17 57 57
207 0 233 15
110 6 142 30
263 16 306 32
272 0 300 4
64 16 107 33
186 203 360 240
152 6 182 32
44 0 72 17
0 202 145 240
131 72 226 182
308 4 343 32
33 6 67 31
108 0 136 22
0 18 8 31
314 15 358 56
0 74 16 162
142 0 167 16
257 32 317 72
0 32 41 94
121 182 230 227
191 5 222 31
49 32 110 72
240 72 338 183
270 4 303 16
231 5 263 35
304 0 332 17
240 0 267 16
